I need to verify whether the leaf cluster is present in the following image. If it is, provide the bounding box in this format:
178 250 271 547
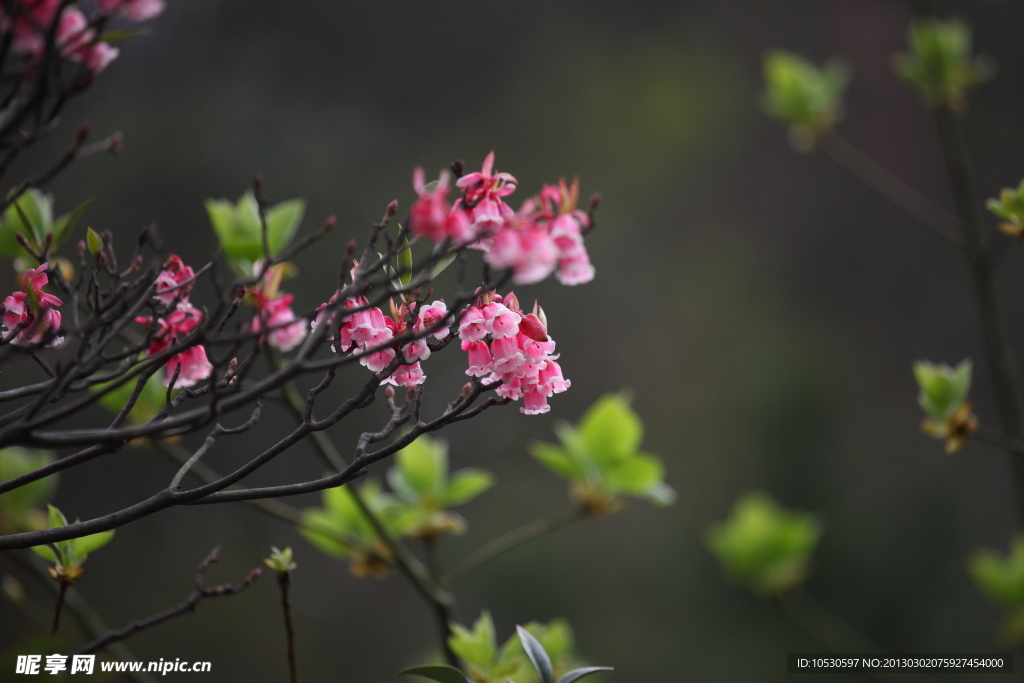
529 393 674 514
894 19 993 111
205 191 305 271
969 536 1024 643
30 505 114 584
761 50 848 151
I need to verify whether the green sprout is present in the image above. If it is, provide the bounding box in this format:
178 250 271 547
761 50 849 151
986 180 1024 241
265 546 297 574
529 393 674 515
913 359 976 453
894 18 993 111
30 505 115 585
969 536 1024 643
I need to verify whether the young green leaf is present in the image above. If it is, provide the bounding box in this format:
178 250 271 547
529 442 583 480
516 625 553 683
397 235 413 287
444 469 495 506
576 394 642 466
556 667 613 683
70 530 115 559
86 227 102 256
266 199 306 256
50 198 93 248
30 544 58 564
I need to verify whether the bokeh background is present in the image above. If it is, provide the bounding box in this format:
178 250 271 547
5 0 1024 680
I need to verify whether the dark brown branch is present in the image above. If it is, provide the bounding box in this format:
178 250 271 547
73 547 261 655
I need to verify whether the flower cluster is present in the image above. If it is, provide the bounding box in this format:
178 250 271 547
136 255 212 388
313 281 452 389
410 153 595 286
1 263 63 347
248 264 307 353
459 291 570 415
3 0 163 75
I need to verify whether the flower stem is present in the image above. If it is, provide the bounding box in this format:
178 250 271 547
49 582 67 638
277 571 299 683
932 105 1024 522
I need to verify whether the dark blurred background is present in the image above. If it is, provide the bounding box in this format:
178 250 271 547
5 0 1024 680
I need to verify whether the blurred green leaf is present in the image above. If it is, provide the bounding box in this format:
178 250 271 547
707 492 821 598
445 469 494 506
0 447 57 533
396 437 446 499
577 394 642 467
397 235 413 287
556 668 613 683
94 367 168 426
914 359 971 421
894 18 993 111
529 442 583 480
448 612 497 670
969 536 1024 610
761 50 848 151
399 666 470 683
50 199 92 249
266 199 305 256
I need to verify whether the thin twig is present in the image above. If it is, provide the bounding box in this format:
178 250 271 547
444 506 589 587
73 547 261 655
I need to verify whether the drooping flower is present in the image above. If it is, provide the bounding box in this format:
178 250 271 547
136 304 212 387
451 151 518 248
82 42 119 74
97 0 165 22
384 361 425 388
458 292 570 414
154 254 195 306
56 8 94 56
252 293 307 352
409 170 474 244
1 263 64 347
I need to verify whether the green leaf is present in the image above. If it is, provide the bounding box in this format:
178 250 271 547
645 481 677 507
0 447 57 531
431 250 459 278
205 194 262 263
266 199 305 256
895 18 993 110
913 359 971 420
47 504 68 529
70 530 114 559
529 442 583 481
50 198 93 248
86 227 102 256
396 436 447 499
298 509 356 559
398 666 470 683
969 536 1024 609
576 394 642 467
444 469 494 506
95 26 150 43
30 544 57 563
556 668 614 683
761 50 848 150
516 626 553 683
397 236 413 287
94 368 167 426
707 492 821 597
603 454 663 495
